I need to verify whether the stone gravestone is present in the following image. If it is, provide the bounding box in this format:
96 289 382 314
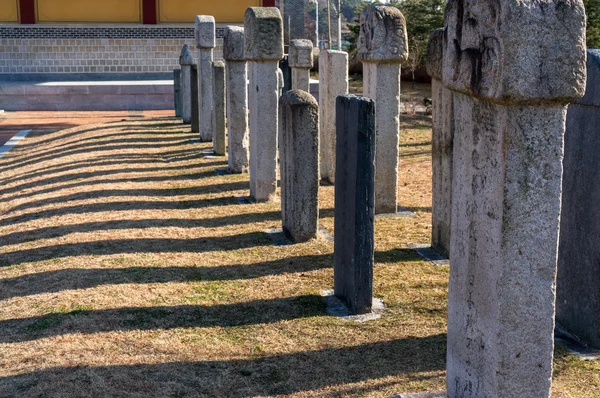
245 7 284 202
196 15 216 143
212 61 226 156
556 49 600 350
223 26 250 173
426 29 453 258
358 5 408 215
334 95 376 315
190 64 200 134
279 90 319 243
442 0 586 395
173 69 182 118
288 39 313 92
179 44 194 124
319 49 348 184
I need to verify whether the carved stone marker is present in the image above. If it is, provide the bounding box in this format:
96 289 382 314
212 61 226 156
223 26 249 173
443 0 586 395
426 29 453 258
245 7 284 202
319 49 348 183
195 15 216 143
334 95 376 315
279 89 319 243
190 64 200 134
173 69 182 118
289 39 313 92
557 49 600 350
358 5 408 214
179 44 194 124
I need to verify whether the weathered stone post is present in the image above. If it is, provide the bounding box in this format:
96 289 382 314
358 5 408 215
319 49 348 183
289 39 313 92
245 7 284 202
173 69 182 118
223 26 249 173
212 61 226 156
179 44 194 124
190 64 200 134
442 0 586 395
279 90 319 243
557 49 600 350
426 29 453 258
195 15 216 142
333 95 376 315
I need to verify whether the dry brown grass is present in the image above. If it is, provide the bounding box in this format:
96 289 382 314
0 109 597 397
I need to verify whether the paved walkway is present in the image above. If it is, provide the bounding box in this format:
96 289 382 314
0 110 174 146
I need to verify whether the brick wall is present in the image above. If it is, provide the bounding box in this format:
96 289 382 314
0 25 227 76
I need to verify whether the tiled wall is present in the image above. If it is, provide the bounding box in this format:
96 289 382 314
0 25 226 75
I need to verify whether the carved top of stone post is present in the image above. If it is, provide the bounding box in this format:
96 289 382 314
223 26 245 61
441 0 586 104
195 15 216 49
179 44 194 65
357 5 408 64
244 7 284 61
426 29 444 81
289 39 314 69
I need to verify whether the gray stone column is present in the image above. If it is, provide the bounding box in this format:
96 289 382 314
319 49 348 184
426 29 453 258
195 15 216 143
190 64 200 134
557 49 600 350
334 94 376 315
212 61 226 156
289 39 313 92
244 7 284 202
442 0 586 395
358 5 408 215
223 26 249 174
179 44 194 124
279 90 319 243
173 69 182 118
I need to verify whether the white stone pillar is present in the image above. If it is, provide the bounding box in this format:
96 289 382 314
289 39 313 92
223 26 249 174
195 15 216 143
427 28 453 258
179 44 194 124
358 5 408 215
319 49 348 183
442 0 586 395
244 7 284 202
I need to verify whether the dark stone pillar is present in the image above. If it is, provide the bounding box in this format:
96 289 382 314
557 49 600 349
279 58 292 94
174 69 182 118
191 65 200 134
334 94 376 315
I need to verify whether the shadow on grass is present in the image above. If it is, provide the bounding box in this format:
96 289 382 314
0 334 446 395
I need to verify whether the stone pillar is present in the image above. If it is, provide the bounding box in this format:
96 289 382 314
279 89 319 243
289 39 313 92
442 0 586 395
173 69 182 118
557 49 600 349
319 49 348 184
195 15 216 142
190 64 200 134
333 95 376 315
212 61 226 156
358 5 408 215
223 26 249 173
279 58 292 94
426 29 453 258
245 7 284 202
179 44 194 124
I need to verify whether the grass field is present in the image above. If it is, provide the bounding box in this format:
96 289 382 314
0 103 598 397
